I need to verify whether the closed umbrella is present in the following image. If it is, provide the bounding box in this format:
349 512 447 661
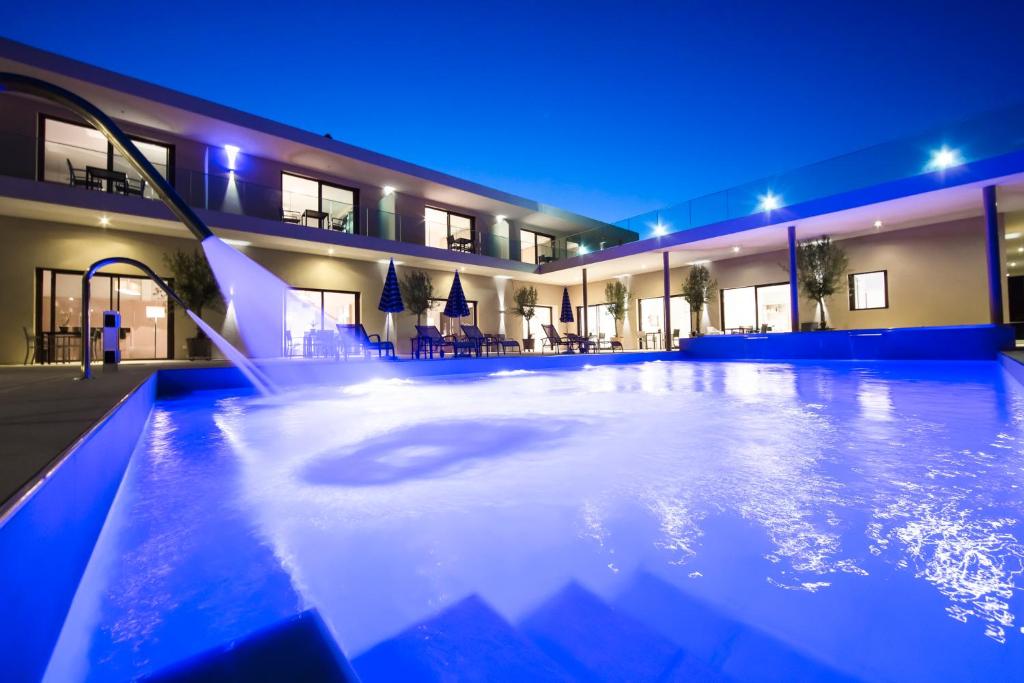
378 258 404 342
559 287 574 334
443 271 471 336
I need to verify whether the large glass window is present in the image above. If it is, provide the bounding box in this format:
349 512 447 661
849 271 888 310
577 304 618 338
524 305 553 341
38 268 171 361
520 228 554 264
721 283 792 332
426 297 478 336
284 288 358 355
281 172 358 231
425 207 475 252
638 295 691 344
42 116 172 198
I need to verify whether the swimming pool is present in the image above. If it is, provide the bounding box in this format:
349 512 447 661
42 360 1024 681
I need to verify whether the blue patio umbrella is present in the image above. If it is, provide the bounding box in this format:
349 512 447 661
443 271 471 333
559 287 574 331
378 258 404 342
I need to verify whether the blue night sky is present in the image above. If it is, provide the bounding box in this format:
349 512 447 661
4 1 1024 222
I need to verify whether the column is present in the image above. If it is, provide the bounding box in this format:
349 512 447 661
983 185 1004 325
663 251 672 350
582 268 589 338
788 225 800 332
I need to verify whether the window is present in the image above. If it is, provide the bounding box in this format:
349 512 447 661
638 295 691 341
281 172 358 231
721 282 792 332
849 271 888 310
426 297 478 336
425 207 475 252
37 268 172 360
41 116 173 199
520 228 554 264
577 304 618 338
524 305 553 341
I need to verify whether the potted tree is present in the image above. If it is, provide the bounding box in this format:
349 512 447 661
512 285 539 351
399 269 434 327
605 281 628 342
681 264 716 335
796 235 848 330
163 248 223 360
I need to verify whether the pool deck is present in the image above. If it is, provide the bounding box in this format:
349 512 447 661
0 361 226 509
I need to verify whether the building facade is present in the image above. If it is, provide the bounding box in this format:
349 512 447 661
0 37 1020 365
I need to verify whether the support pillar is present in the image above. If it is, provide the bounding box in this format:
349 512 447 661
983 185 1004 325
663 251 672 350
788 225 800 332
582 268 589 338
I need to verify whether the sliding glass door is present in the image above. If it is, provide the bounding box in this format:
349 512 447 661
721 282 791 333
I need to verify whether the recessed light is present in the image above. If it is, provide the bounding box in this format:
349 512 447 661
377 259 403 265
382 185 396 196
927 146 962 171
653 223 668 236
99 215 110 227
496 215 506 221
731 246 741 253
327 248 334 255
873 220 883 229
757 192 781 212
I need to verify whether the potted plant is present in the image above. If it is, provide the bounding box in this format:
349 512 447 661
796 235 848 330
399 269 434 327
681 264 716 335
512 285 538 350
163 248 223 360
605 281 628 341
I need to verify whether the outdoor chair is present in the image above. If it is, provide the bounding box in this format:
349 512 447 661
541 324 576 353
337 323 395 359
281 209 301 224
461 324 498 356
564 332 594 353
494 333 522 354
597 333 623 352
122 177 146 197
414 325 456 359
66 159 99 189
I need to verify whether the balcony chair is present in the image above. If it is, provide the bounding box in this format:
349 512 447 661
66 159 100 189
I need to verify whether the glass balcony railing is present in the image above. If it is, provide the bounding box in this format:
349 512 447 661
0 130 640 265
614 100 1024 239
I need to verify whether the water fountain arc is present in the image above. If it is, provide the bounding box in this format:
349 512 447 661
79 257 187 379
0 72 213 242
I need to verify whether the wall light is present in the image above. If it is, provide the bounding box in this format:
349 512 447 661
99 215 110 227
224 144 241 170
496 215 506 222
758 192 781 212
1007 232 1022 240
578 246 590 255
377 258 403 265
223 238 251 247
926 145 962 172
382 185 396 196
1012 261 1018 267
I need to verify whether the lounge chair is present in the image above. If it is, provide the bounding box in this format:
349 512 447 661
414 325 456 359
493 333 522 354
460 324 497 355
541 324 576 353
337 323 395 358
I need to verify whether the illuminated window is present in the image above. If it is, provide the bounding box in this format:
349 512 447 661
520 228 554 264
849 271 888 310
425 207 475 252
721 283 792 332
281 173 358 231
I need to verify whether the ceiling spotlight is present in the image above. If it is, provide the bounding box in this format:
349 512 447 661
98 215 110 227
327 248 334 255
653 223 668 236
926 145 962 172
758 192 781 212
731 246 741 253
382 185 396 196
873 220 883 229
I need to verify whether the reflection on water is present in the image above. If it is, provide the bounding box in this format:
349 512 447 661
46 361 1024 682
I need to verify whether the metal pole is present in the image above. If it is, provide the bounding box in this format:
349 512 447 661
788 225 800 332
582 268 589 339
81 257 188 379
983 185 1005 325
663 251 672 350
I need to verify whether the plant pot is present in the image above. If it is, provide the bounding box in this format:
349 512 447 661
59 326 69 333
523 338 536 352
186 336 213 360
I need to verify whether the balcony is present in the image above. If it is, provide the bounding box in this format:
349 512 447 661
0 130 639 265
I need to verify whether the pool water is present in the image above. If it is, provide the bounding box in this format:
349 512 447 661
45 360 1024 682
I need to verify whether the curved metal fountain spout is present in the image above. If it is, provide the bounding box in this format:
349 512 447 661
81 257 189 379
0 73 214 242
